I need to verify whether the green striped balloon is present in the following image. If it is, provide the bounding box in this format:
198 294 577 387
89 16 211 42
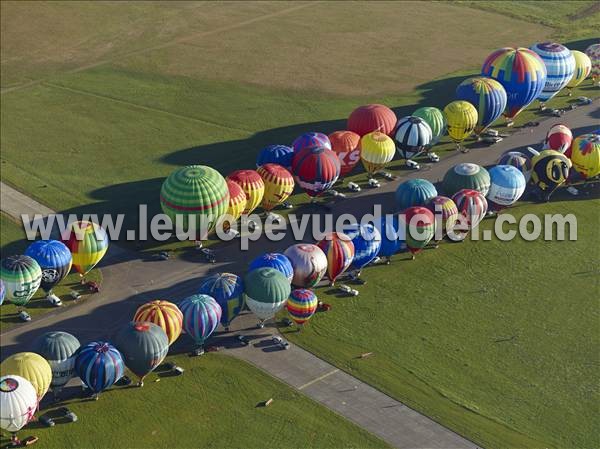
160 165 229 238
413 107 446 145
0 255 42 306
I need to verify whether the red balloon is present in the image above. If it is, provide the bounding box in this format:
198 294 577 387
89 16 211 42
292 147 340 197
347 104 397 137
328 131 361 177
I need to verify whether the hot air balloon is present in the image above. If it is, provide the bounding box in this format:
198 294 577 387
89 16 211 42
481 47 547 119
0 280 5 306
179 294 222 353
32 331 80 394
292 132 331 153
443 100 478 151
249 253 294 282
25 240 72 297
451 189 488 239
114 322 169 386
375 216 402 261
61 220 109 276
0 375 37 442
393 116 433 162
283 244 328 288
570 134 600 179
75 341 124 398
328 131 361 177
198 273 244 329
360 131 395 176
0 255 42 307
497 151 533 182
343 223 382 273
224 179 247 230
585 43 600 84
442 163 491 196
529 42 575 105
395 179 438 211
0 352 52 401
244 267 291 327
455 77 507 135
292 146 340 197
134 300 183 346
426 196 459 241
256 144 294 169
399 207 435 258
487 165 526 210
226 170 265 215
287 289 318 326
257 163 295 211
317 232 354 284
413 107 446 146
543 123 572 154
347 104 397 136
531 150 572 201
566 50 592 92
160 165 229 239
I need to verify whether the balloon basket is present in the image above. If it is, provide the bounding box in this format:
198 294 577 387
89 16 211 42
257 321 265 329
192 346 205 357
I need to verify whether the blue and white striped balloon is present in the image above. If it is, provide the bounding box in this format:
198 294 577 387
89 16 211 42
179 294 222 346
343 223 382 269
530 42 575 102
25 240 72 294
198 273 244 328
75 341 124 395
487 165 527 207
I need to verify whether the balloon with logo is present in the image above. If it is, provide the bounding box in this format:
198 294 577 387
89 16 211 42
481 47 547 119
543 123 572 154
566 50 592 91
393 116 432 161
360 131 396 176
375 215 403 260
413 107 446 146
399 207 435 259
287 289 318 326
443 100 478 151
1 352 52 401
343 223 381 273
198 273 244 329
249 253 294 282
0 255 42 307
529 42 575 105
426 196 459 241
584 43 600 84
32 331 80 394
292 146 340 197
395 178 437 211
61 220 109 276
284 244 328 288
487 165 527 210
347 104 397 136
451 189 488 240
328 131 361 177
531 150 572 201
292 132 331 153
0 376 37 436
257 144 294 170
317 232 355 285
179 294 222 350
75 341 124 398
134 300 183 346
497 151 533 182
570 134 600 179
443 163 491 196
226 170 264 215
24 240 72 296
455 77 507 136
244 267 291 327
257 163 294 211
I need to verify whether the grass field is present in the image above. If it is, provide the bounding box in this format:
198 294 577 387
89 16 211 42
0 353 388 448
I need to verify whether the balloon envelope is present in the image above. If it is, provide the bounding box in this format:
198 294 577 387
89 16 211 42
1 352 52 400
443 100 478 143
284 244 328 288
395 178 438 211
543 124 572 154
32 331 80 389
225 179 247 225
317 232 355 283
198 273 245 327
257 145 294 169
497 151 532 182
287 289 318 325
179 294 222 346
487 165 526 207
75 341 125 394
114 321 169 381
249 253 294 282
375 216 402 257
328 131 361 177
25 240 72 294
0 376 37 433
244 268 291 321
529 42 575 102
292 146 340 197
531 150 572 195
399 207 435 255
413 107 446 145
343 223 381 269
292 132 331 153
452 189 488 231
585 43 600 79
442 163 490 196
226 170 265 215
393 116 432 160
455 77 507 135
567 50 592 88
347 104 397 136
0 255 42 306
134 300 183 346
426 196 459 239
61 221 109 275
257 163 294 211
360 132 395 175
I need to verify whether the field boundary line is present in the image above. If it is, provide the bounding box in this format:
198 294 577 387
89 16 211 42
298 369 340 390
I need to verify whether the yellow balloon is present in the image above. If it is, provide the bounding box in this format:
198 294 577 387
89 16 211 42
257 164 295 211
570 134 600 179
567 50 592 89
226 170 264 215
444 100 478 145
1 352 52 400
360 131 395 175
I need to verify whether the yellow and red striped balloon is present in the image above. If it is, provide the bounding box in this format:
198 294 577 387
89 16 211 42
226 170 265 214
225 179 247 224
257 163 294 211
317 232 354 284
61 221 109 276
133 300 183 346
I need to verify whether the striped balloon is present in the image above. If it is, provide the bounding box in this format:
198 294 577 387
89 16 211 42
225 179 247 225
284 244 328 288
160 165 229 238
399 207 435 256
393 116 433 160
347 104 397 136
443 100 478 145
481 47 547 118
198 273 244 328
287 289 318 325
566 50 592 89
343 223 381 269
529 42 575 102
0 352 52 400
0 279 5 306
0 255 42 306
61 221 109 276
426 196 459 239
0 375 37 433
179 294 222 346
249 253 294 282
256 144 294 169
443 163 491 196
585 43 600 81
570 134 600 179
328 131 361 177
244 268 291 321
413 107 446 145
292 132 331 153
317 232 355 284
25 240 72 294
292 146 340 197
395 178 438 211
375 215 402 257
487 165 526 207
74 341 124 395
452 189 488 231
360 131 396 175
133 300 183 346
257 163 295 211
456 77 507 135
226 170 265 215
497 151 532 182
543 123 572 154
32 331 80 389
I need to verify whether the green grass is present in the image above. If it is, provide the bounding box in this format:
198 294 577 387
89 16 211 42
280 196 600 449
0 354 388 449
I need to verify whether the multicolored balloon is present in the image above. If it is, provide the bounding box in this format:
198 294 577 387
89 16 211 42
566 50 592 89
529 42 575 102
179 294 222 347
393 116 433 160
0 376 37 433
531 150 572 199
375 216 402 258
134 300 183 346
347 104 397 136
226 170 265 215
585 43 600 83
75 341 125 396
451 189 488 235
292 146 340 197
443 100 478 148
32 331 80 390
497 151 533 182
292 132 331 153
481 47 547 118
426 196 459 240
328 131 361 177
0 352 52 400
0 280 5 306
344 223 381 270
198 273 244 328
395 178 438 211
61 221 109 276
160 165 229 238
284 244 328 288
442 163 491 196
244 268 291 322
256 144 294 170
487 165 526 208
543 123 572 154
413 107 446 146
25 240 72 294
249 253 294 282
455 77 507 135
360 131 396 175
287 289 318 326
257 163 294 211
0 255 42 306
399 207 435 257
225 179 247 226
317 232 354 284
570 134 600 179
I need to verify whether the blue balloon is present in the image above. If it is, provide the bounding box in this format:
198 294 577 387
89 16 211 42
256 145 294 169
375 216 403 257
75 341 124 395
249 253 293 282
198 273 244 327
343 223 381 269
395 179 437 211
487 165 526 207
456 76 507 135
25 240 72 293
